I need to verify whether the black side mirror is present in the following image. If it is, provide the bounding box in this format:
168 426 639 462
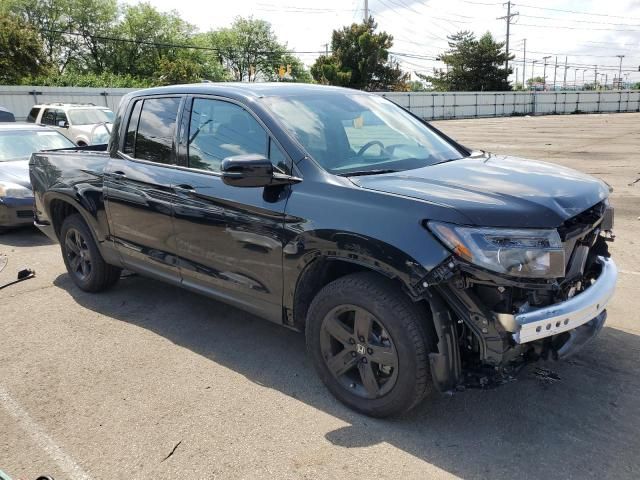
221 154 301 188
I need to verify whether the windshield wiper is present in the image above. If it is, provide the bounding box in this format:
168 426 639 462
338 169 399 177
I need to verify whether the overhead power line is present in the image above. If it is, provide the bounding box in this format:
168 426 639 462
515 2 640 21
40 29 327 56
518 22 640 32
519 13 640 27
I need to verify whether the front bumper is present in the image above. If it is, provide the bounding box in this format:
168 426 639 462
0 197 34 227
495 256 617 344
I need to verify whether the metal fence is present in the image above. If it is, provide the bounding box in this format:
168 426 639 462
2 85 639 122
0 86 136 121
380 90 640 120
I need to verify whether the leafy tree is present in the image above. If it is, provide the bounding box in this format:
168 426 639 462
421 31 512 91
526 76 545 87
311 17 408 91
206 17 311 83
0 13 48 83
6 0 79 73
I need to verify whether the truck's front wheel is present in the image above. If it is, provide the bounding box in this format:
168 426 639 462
306 272 433 417
60 214 121 292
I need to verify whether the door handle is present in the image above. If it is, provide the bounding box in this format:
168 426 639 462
111 170 126 178
174 184 195 192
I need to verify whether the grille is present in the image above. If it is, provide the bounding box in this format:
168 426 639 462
16 210 33 219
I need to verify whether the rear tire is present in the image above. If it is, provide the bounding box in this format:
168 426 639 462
60 214 121 292
306 272 433 417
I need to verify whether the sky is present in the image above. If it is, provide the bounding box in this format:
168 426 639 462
124 0 640 86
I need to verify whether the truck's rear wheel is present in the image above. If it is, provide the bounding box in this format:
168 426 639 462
60 214 121 292
306 272 433 417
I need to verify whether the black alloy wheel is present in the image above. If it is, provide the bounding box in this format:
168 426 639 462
320 304 399 399
64 227 92 281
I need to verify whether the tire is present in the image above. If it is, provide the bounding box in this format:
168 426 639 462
60 213 121 292
306 272 433 417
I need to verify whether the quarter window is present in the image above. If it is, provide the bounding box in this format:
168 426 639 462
134 97 181 164
187 98 268 172
123 100 142 155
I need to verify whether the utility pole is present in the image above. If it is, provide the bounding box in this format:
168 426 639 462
516 67 519 88
531 60 538 90
542 56 551 90
522 39 526 87
563 56 568 89
573 69 577 90
364 0 369 22
497 1 519 82
616 55 624 89
553 56 558 90
604 73 608 90
594 65 598 88
323 43 329 55
582 69 586 89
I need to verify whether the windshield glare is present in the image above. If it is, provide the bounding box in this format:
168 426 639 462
262 92 463 175
68 108 113 125
0 130 75 161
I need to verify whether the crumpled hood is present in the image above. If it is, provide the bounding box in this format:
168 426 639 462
0 159 30 188
351 154 610 228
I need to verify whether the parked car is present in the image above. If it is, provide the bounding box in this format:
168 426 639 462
29 83 617 417
0 124 75 230
27 103 114 146
0 106 16 122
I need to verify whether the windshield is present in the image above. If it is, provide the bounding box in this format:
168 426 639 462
262 92 464 175
68 108 113 125
0 130 75 161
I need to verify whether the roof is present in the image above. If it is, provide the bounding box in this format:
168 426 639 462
126 82 366 101
31 103 111 109
0 123 59 132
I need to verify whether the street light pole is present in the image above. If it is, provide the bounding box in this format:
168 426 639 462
616 55 624 89
530 60 537 90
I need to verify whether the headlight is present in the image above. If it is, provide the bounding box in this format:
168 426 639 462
0 181 32 199
428 221 565 278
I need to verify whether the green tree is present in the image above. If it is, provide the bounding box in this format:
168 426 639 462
422 31 512 91
206 17 310 82
0 13 48 83
311 17 408 91
526 76 545 87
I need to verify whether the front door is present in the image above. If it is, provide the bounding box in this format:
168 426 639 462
104 96 183 284
170 96 291 322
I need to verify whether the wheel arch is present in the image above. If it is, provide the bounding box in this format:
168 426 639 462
286 232 436 332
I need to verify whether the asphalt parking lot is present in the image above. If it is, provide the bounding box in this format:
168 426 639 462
1 112 639 480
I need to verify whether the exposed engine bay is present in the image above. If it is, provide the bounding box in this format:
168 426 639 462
421 200 616 391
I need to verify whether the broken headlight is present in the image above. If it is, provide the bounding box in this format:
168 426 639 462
428 221 565 278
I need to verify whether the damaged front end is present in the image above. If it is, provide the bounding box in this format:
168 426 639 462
419 200 617 391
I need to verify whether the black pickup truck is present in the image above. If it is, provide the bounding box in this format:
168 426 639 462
30 83 617 417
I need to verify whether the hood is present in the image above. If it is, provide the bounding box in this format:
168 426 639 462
70 122 113 142
351 154 610 228
0 159 30 188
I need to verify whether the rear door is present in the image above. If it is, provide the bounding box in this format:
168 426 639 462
104 96 184 284
170 96 292 322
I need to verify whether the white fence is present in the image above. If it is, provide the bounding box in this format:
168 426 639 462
2 86 639 121
0 86 136 120
381 90 640 120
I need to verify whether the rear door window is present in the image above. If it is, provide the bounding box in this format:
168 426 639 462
27 107 40 123
133 97 181 164
41 108 56 125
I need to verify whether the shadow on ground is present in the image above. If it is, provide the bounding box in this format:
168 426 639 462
0 227 53 248
54 273 640 479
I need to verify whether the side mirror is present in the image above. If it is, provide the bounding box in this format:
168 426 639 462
58 120 69 128
221 154 301 188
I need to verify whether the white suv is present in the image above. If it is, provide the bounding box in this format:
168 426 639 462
27 103 114 146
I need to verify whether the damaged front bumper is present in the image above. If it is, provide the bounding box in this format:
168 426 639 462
494 256 617 346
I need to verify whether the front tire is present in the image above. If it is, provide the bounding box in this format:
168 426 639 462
306 272 433 417
60 214 121 292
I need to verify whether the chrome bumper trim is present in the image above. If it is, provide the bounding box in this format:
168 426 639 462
508 256 617 344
